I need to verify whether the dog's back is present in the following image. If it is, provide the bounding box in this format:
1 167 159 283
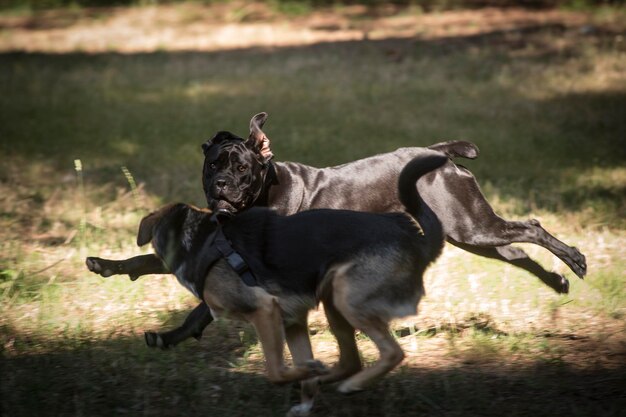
222 208 423 294
220 150 449 308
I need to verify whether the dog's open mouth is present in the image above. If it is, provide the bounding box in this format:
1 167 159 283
214 199 238 214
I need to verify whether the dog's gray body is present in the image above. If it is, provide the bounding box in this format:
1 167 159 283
203 114 585 288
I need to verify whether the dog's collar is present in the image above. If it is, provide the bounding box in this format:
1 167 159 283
193 225 257 298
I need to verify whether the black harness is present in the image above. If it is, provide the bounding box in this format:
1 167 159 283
193 221 257 298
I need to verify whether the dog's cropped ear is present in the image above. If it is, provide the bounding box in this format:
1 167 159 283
203 131 244 155
136 204 177 246
246 112 273 163
201 141 211 156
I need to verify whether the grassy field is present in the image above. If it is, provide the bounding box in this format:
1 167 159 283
1 3 625 416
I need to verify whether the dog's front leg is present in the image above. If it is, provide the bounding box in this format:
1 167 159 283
86 254 168 281
285 322 321 417
144 302 214 349
247 297 327 385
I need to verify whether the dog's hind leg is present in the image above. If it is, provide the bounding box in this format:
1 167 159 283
449 217 586 280
328 265 407 394
285 322 319 417
336 320 404 394
247 295 328 385
451 242 571 294
317 301 362 385
144 303 214 349
422 165 586 282
86 254 168 281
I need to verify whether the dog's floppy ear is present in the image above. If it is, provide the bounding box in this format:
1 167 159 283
136 204 177 246
246 112 273 163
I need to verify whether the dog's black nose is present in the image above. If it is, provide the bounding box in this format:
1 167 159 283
215 179 227 189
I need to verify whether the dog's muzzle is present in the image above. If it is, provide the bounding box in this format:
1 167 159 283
211 177 245 208
213 199 238 215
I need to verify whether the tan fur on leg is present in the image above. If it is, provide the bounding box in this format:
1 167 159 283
246 295 325 385
317 301 362 384
329 271 405 393
285 323 321 416
337 321 404 394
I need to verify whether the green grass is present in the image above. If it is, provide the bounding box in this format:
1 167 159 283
1 35 624 223
1 5 625 417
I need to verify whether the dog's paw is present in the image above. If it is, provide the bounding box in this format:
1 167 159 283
570 247 587 279
85 257 115 277
337 380 365 395
305 360 329 377
287 402 314 417
559 275 570 294
545 272 569 294
144 332 168 349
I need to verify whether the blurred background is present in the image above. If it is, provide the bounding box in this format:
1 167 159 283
0 0 624 416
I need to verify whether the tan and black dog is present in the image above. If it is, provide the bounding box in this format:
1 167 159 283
88 152 447 415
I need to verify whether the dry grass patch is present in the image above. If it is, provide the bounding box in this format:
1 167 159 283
0 3 622 53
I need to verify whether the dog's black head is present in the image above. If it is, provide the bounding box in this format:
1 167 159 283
202 112 274 213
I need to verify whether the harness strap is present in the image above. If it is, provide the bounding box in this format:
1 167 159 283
213 228 257 287
193 225 257 298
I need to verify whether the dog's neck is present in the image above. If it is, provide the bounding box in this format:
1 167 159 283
253 161 279 207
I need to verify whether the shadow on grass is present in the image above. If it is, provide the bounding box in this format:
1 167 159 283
3 322 625 417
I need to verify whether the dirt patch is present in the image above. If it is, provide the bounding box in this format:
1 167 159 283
0 3 618 53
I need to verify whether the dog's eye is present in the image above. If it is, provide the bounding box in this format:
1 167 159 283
209 163 217 170
237 165 247 172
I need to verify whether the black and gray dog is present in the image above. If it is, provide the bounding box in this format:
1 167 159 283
87 112 586 349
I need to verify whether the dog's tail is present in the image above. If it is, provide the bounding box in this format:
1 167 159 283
398 151 448 262
427 140 479 160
